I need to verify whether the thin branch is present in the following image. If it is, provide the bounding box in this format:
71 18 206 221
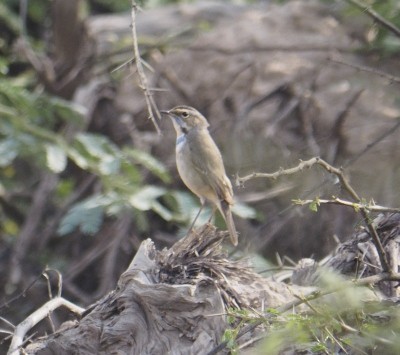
344 0 400 38
208 272 376 355
8 296 84 355
154 61 194 104
293 197 400 213
130 2 161 134
346 119 400 167
189 44 361 55
236 157 393 273
10 173 59 285
330 89 364 163
0 316 15 332
236 157 319 185
329 56 400 84
338 316 393 346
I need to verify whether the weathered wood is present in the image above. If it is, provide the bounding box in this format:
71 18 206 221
23 225 312 354
291 213 400 297
13 213 400 354
326 213 400 297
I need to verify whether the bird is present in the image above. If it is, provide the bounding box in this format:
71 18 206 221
161 105 238 246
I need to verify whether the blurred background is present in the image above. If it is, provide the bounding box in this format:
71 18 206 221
0 0 399 350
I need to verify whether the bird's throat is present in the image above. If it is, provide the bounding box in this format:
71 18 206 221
176 134 186 149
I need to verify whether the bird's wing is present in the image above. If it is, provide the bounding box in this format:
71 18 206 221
188 130 234 204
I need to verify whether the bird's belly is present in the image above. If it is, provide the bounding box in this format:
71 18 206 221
176 143 217 204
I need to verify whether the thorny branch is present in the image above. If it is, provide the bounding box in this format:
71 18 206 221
344 0 400 38
236 157 395 273
208 270 400 354
293 197 400 213
130 2 161 134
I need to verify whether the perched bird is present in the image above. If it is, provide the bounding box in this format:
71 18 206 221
161 106 238 246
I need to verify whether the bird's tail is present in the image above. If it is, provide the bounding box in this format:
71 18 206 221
219 201 238 246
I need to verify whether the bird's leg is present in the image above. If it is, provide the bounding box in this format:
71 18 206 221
187 199 205 235
207 205 217 223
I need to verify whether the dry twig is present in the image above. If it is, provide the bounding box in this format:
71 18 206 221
329 56 400 84
236 157 395 272
293 197 400 213
208 268 400 354
7 297 84 355
344 0 400 38
130 2 161 134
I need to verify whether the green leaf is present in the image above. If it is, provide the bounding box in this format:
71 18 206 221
352 203 360 213
0 3 21 35
67 146 90 169
129 185 167 211
56 179 75 200
45 144 67 173
309 197 320 212
222 328 239 352
164 190 211 226
75 133 118 158
309 201 318 212
167 190 199 220
48 97 86 125
0 139 19 166
125 148 171 183
231 202 256 219
99 155 120 175
151 200 174 221
120 159 142 185
58 194 112 235
75 133 120 175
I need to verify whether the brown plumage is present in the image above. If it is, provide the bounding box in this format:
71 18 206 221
161 106 238 246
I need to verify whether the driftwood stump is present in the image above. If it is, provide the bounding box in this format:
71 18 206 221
22 224 312 354
11 213 399 354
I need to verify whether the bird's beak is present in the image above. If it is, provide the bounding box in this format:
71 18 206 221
161 110 184 127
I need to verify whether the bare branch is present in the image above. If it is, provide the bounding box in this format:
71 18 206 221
236 157 320 185
189 44 361 55
329 56 400 84
208 269 400 354
8 297 84 355
330 89 364 163
344 0 400 38
236 157 394 273
130 2 161 134
347 119 400 167
294 197 400 213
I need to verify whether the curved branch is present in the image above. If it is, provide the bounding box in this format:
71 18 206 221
8 297 84 355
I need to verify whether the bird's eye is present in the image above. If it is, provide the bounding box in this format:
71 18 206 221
181 111 189 118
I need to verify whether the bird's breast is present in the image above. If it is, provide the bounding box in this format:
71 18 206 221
175 134 217 204
176 134 186 153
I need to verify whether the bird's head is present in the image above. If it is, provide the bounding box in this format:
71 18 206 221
161 106 209 135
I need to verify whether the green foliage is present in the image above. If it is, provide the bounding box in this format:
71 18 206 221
88 0 131 14
0 79 181 237
124 148 171 184
336 0 400 54
58 194 108 235
224 271 400 354
232 201 258 219
309 196 320 212
0 2 20 38
1 78 247 237
45 144 67 173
